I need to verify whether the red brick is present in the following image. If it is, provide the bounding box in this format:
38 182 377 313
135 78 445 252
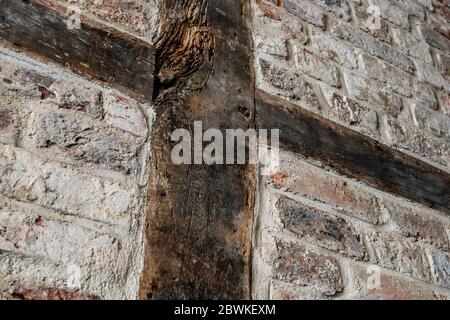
273 238 343 296
0 107 11 130
276 196 366 258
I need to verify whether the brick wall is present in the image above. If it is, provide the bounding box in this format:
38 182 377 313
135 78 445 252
0 1 158 299
251 0 450 300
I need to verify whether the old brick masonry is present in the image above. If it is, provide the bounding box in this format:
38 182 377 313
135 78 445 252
0 0 450 300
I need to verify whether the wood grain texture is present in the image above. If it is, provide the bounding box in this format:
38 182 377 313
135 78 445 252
0 0 154 101
139 0 255 299
256 90 450 214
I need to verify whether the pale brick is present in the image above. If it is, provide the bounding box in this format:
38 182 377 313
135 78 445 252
431 250 450 289
0 251 109 299
353 1 392 43
398 0 426 20
415 0 432 9
104 91 149 137
370 0 410 28
63 0 159 39
0 251 76 298
25 111 143 174
391 27 433 64
419 25 450 52
343 69 403 117
0 59 54 100
428 11 450 41
332 24 415 73
267 152 385 224
0 57 103 117
252 1 290 58
414 59 450 91
316 0 352 21
383 115 450 167
0 106 11 130
269 280 328 300
276 196 366 258
258 59 322 109
292 47 340 87
438 91 450 115
320 88 380 137
349 264 447 299
0 198 120 269
0 105 16 145
281 0 326 27
359 53 437 109
435 52 450 77
253 0 309 51
0 145 136 224
49 82 103 117
310 32 358 69
364 231 433 282
387 202 450 250
411 103 450 139
407 130 450 166
7 288 98 300
273 238 343 296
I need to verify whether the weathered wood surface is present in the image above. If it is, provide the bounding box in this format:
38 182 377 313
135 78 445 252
256 90 450 214
0 0 154 101
139 0 255 299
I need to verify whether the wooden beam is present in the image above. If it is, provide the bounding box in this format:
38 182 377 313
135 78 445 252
139 0 255 299
0 0 154 101
256 90 450 214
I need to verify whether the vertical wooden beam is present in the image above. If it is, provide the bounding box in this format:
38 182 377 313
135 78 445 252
139 0 255 299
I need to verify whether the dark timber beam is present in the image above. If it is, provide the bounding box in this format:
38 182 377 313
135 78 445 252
139 0 255 299
0 0 154 101
256 90 450 214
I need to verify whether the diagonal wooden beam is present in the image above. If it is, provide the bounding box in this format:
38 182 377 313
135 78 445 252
0 0 154 101
256 89 450 214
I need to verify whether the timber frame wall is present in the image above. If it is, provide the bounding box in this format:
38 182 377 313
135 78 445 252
0 0 449 299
